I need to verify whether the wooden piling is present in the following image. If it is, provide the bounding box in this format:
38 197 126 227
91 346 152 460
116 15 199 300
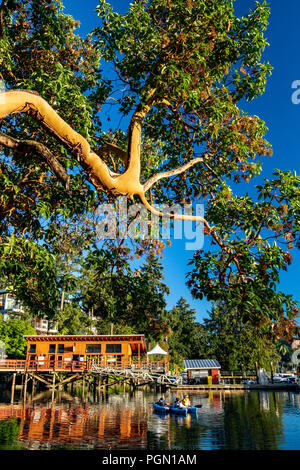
255 362 259 384
11 373 16 404
82 374 85 400
23 373 28 402
31 377 36 399
270 362 274 384
51 373 56 402
20 374 24 399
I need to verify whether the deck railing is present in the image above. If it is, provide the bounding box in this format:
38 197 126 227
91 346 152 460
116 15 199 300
221 370 257 377
0 359 27 370
0 358 167 373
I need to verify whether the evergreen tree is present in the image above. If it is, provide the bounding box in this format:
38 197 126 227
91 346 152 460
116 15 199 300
201 301 281 370
78 244 171 343
167 297 204 366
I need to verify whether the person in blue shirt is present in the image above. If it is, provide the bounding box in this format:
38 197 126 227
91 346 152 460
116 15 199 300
173 397 184 408
156 397 165 406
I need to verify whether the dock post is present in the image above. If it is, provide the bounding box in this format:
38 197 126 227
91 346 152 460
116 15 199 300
31 377 36 399
270 362 274 384
255 362 259 384
20 374 24 399
82 374 85 400
92 376 96 401
51 373 56 402
11 373 16 404
23 373 28 402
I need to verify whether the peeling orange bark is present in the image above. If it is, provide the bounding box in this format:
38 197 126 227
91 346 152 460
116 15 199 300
0 89 207 223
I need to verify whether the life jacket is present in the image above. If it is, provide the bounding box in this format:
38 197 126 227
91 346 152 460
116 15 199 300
182 398 190 406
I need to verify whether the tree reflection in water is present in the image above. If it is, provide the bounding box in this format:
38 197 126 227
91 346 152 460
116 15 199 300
0 418 23 450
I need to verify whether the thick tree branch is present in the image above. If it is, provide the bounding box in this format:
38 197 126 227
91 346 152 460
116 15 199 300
0 90 127 193
125 89 157 180
0 90 211 224
0 131 70 189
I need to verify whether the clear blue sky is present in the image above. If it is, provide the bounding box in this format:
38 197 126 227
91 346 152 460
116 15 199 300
62 0 300 322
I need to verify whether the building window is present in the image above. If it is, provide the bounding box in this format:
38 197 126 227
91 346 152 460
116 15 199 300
58 344 64 354
86 344 101 354
29 344 36 353
49 344 56 353
106 344 121 353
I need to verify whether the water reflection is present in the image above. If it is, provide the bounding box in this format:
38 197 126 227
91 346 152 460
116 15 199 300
0 390 299 450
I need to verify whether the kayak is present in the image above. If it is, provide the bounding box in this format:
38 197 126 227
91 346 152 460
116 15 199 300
153 403 187 416
152 403 200 416
168 406 188 416
153 403 168 413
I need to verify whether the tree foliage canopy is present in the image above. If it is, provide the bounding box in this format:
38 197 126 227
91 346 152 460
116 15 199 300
0 0 298 333
0 316 35 358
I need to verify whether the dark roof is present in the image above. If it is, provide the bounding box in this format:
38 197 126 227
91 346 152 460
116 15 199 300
183 359 221 370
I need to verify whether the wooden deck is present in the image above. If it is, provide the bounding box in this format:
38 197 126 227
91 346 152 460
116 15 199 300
0 359 167 374
172 383 299 391
0 358 173 404
1 360 299 397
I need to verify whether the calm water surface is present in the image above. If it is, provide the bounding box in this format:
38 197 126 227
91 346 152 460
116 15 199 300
0 389 300 450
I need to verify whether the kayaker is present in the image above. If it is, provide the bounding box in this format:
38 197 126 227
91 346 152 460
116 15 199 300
173 397 184 408
182 394 191 407
156 397 165 406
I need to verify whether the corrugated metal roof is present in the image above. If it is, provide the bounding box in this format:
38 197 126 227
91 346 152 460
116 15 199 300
183 359 221 369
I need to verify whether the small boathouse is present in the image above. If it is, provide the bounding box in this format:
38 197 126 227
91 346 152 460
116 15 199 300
183 359 221 384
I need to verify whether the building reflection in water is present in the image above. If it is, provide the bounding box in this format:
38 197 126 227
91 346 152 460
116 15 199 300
0 392 148 449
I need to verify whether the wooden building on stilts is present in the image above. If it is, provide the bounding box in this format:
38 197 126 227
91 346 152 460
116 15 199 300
24 334 147 369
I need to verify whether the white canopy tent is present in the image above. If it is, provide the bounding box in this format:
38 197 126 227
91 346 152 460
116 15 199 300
147 344 168 373
147 344 168 356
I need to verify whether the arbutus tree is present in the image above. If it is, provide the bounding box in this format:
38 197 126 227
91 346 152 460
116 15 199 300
0 0 299 332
